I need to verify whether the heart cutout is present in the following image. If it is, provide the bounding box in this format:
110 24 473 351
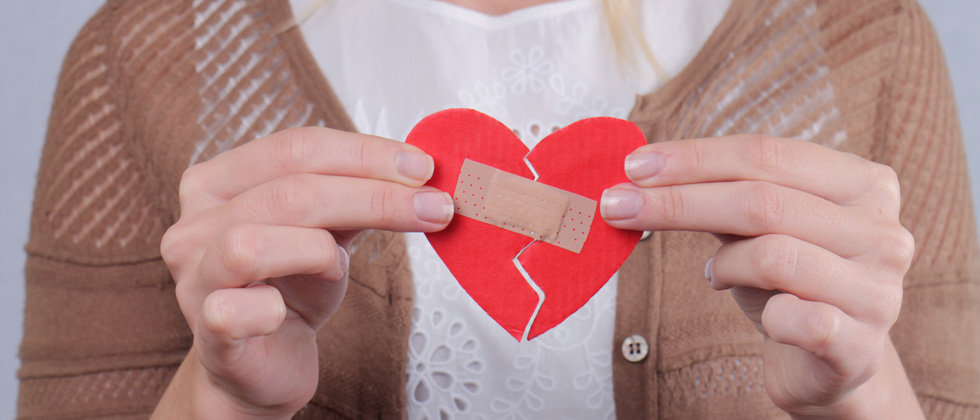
407 109 644 340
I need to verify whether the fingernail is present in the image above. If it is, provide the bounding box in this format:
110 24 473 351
704 257 714 282
413 191 454 224
600 189 643 220
337 246 350 275
396 151 434 182
625 152 665 182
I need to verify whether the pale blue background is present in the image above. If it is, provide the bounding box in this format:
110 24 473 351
1 0 977 416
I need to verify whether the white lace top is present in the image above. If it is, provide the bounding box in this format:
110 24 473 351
290 0 729 418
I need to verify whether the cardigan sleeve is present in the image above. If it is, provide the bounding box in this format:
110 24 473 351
881 1 980 416
16 3 191 418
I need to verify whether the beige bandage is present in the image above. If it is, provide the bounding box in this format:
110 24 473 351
453 159 596 253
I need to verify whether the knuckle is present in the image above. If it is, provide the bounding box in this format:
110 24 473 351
690 141 709 171
874 286 904 326
652 186 685 224
267 175 311 223
803 305 842 359
219 225 259 277
853 251 906 328
866 267 905 326
745 183 785 232
270 127 315 171
868 163 902 204
874 226 916 272
890 228 916 269
355 140 369 173
664 187 686 223
178 164 208 205
318 131 367 174
160 222 194 276
370 183 399 225
756 236 798 290
329 131 367 172
159 224 181 265
750 135 790 175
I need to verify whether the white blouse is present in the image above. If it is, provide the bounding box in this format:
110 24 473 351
289 0 729 418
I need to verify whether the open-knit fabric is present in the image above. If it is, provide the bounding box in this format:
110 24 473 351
18 0 980 419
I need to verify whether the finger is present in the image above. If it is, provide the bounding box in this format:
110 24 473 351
761 293 882 385
601 181 871 257
728 286 780 334
268 269 348 330
177 223 345 323
181 127 434 207
195 224 347 293
624 135 898 208
196 284 287 367
223 174 453 231
709 235 901 323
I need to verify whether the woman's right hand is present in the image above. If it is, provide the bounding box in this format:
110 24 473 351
153 127 453 419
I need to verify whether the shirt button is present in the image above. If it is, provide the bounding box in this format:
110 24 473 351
621 334 649 362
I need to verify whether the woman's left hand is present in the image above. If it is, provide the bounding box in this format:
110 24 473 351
601 135 923 419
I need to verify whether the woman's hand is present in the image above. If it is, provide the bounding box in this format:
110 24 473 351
154 127 453 419
601 135 923 419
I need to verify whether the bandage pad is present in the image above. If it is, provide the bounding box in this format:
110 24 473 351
453 159 596 253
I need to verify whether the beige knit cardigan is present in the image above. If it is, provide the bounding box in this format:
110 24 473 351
17 0 980 418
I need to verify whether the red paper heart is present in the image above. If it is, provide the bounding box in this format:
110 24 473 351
407 109 644 341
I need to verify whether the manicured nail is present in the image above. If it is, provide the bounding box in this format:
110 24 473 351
600 189 643 220
413 191 454 224
396 151 434 182
704 257 714 282
625 152 665 182
337 246 350 275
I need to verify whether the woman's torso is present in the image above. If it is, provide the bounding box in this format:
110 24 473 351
290 0 729 417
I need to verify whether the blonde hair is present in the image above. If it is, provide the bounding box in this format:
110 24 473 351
285 0 667 80
602 0 668 80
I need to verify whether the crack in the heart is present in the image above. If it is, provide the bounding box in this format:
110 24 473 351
512 242 543 342
514 154 545 341
523 156 540 181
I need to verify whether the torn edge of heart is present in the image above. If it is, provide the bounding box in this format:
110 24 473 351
513 242 544 342
452 158 599 341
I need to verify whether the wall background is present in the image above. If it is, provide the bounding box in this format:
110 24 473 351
0 0 977 416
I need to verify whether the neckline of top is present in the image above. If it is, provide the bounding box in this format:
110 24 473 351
383 0 599 31
269 0 747 135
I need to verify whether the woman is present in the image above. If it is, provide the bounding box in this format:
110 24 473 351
18 0 978 418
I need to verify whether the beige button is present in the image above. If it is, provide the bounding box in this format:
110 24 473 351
621 334 649 362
